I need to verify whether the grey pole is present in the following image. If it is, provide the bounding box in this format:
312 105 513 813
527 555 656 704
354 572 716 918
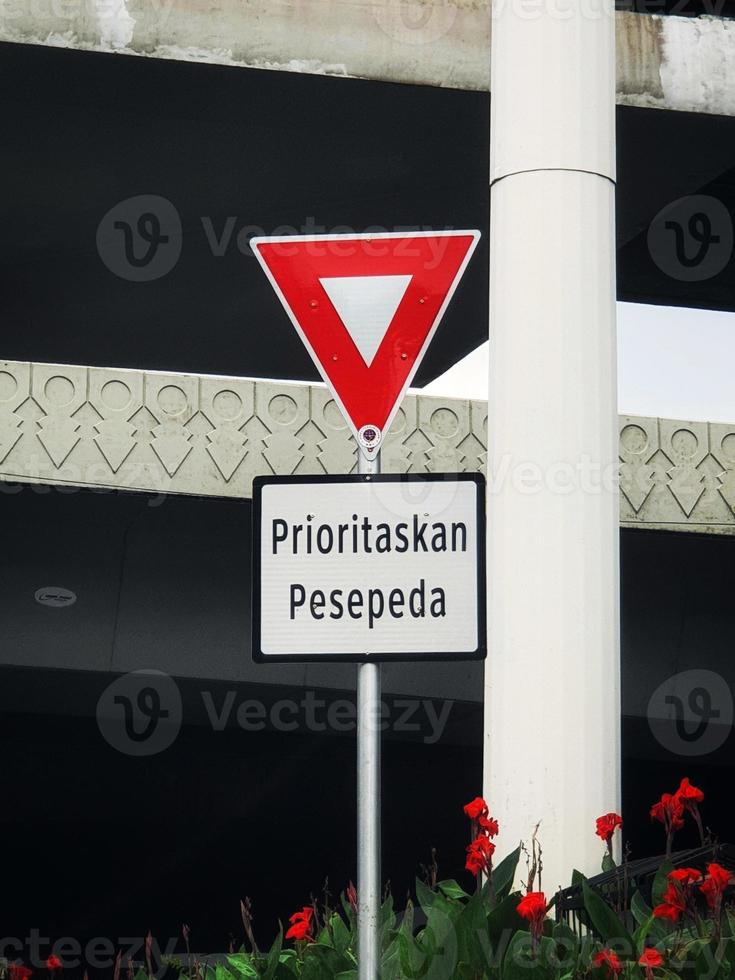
357 444 381 980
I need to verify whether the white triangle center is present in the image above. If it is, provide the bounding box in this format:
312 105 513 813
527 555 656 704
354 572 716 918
319 274 413 367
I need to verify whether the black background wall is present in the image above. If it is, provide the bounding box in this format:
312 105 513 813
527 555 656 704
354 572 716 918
1 481 734 970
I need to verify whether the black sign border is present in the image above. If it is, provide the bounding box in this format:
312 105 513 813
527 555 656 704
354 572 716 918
252 472 486 664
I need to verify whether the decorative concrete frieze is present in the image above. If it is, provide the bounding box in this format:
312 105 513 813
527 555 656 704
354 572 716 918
1 360 734 535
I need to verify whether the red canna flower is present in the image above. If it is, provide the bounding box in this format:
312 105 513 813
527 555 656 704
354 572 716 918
676 778 704 805
465 834 495 876
478 815 499 837
653 869 702 922
652 902 681 922
517 891 547 943
700 863 731 911
285 920 311 942
9 966 33 980
346 881 358 916
653 879 688 923
595 813 623 848
650 794 685 831
463 797 488 820
46 959 62 974
285 906 314 943
651 792 686 857
668 867 703 885
592 949 623 977
639 948 664 980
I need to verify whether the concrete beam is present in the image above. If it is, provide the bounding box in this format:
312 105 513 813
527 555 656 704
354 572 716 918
1 2 735 115
1 360 734 534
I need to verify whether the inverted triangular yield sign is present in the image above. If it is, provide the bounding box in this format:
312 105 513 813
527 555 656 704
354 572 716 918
251 231 480 442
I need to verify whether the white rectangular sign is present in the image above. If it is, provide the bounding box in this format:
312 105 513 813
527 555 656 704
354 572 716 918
252 474 486 662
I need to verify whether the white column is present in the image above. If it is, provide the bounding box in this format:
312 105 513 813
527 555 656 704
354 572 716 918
485 0 620 892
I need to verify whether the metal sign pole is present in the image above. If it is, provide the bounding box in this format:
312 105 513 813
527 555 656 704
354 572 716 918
357 443 381 980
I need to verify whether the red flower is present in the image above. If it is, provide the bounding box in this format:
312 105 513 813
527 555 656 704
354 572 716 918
346 882 358 916
668 867 702 885
46 959 62 974
640 949 664 968
700 863 731 911
676 778 704 805
595 813 623 846
478 815 499 837
9 966 33 980
465 834 495 876
593 949 622 977
463 797 488 820
653 902 681 922
653 880 688 923
639 948 664 979
285 906 314 943
517 891 546 941
650 793 685 832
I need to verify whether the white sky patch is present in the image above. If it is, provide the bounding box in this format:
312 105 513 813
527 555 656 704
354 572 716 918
419 302 735 424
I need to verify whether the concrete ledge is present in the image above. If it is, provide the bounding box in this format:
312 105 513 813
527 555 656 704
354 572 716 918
1 359 734 534
1 3 734 115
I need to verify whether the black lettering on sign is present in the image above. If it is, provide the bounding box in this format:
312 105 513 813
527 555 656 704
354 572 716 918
287 579 448 630
290 583 306 618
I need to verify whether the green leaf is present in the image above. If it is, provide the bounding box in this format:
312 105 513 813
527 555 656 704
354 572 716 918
300 943 355 980
651 861 674 908
262 931 283 980
552 921 580 975
503 931 557 980
602 853 616 873
487 892 525 953
582 882 635 956
553 921 577 943
398 900 415 939
415 877 436 913
394 930 426 980
329 913 352 956
379 892 396 939
438 878 470 901
631 891 652 927
572 869 588 886
223 955 258 980
493 847 521 901
455 887 493 972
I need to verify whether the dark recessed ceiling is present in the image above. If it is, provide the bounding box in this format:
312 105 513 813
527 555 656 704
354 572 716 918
2 42 735 385
0 41 489 385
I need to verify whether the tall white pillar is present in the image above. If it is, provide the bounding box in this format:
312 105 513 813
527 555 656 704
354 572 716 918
485 0 620 891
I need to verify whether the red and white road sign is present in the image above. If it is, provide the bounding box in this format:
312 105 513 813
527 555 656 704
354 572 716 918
251 231 480 446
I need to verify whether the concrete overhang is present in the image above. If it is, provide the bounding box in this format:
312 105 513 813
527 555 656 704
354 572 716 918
1 3 735 116
1 359 734 535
